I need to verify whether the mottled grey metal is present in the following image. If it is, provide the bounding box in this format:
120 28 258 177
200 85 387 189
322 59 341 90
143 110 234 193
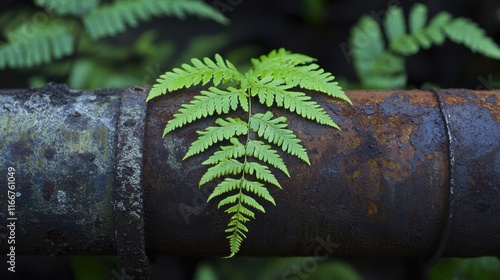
0 83 118 255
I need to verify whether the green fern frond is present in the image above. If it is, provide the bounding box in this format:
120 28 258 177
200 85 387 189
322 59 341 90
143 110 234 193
0 22 73 69
162 87 244 135
83 0 228 39
251 56 349 103
384 5 406 43
250 78 339 128
409 4 427 33
249 112 310 165
148 49 350 257
148 54 244 101
246 140 290 177
34 0 99 16
444 18 500 59
350 3 500 89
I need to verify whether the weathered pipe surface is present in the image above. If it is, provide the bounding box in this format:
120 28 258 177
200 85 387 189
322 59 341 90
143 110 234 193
0 83 119 255
144 88 500 258
1 84 499 260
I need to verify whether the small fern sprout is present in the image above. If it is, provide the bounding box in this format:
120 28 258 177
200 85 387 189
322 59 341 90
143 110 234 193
147 48 351 257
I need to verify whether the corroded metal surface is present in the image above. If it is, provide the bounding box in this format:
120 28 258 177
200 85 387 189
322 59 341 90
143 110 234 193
1 85 499 259
143 88 500 258
0 83 119 255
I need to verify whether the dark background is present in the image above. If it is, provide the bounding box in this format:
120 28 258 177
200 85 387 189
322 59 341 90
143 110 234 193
1 0 499 90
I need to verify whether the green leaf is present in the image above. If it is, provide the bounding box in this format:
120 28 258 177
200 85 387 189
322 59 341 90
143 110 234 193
244 162 281 189
199 159 244 186
34 0 99 16
148 48 351 258
202 138 246 165
246 140 290 177
0 22 74 69
250 112 310 165
444 18 500 59
251 48 315 73
385 6 406 43
185 117 248 159
148 54 244 101
409 3 428 33
83 0 228 39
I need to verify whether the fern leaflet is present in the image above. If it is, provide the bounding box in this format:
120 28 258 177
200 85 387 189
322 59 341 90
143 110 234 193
34 0 100 16
350 3 500 89
161 87 245 136
147 49 350 257
83 0 228 39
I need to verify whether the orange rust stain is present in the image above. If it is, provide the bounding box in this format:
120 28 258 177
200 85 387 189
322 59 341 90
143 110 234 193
444 95 466 106
368 200 379 216
425 154 433 160
408 90 438 107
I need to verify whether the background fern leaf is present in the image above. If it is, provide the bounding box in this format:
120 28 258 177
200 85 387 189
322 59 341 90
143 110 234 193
148 55 244 100
0 22 73 69
162 88 244 135
184 117 248 159
246 140 290 177
251 48 315 73
444 18 500 59
385 5 406 43
351 3 500 89
34 0 99 16
276 90 339 128
83 0 228 39
225 204 255 219
249 112 310 165
241 179 276 205
409 3 428 33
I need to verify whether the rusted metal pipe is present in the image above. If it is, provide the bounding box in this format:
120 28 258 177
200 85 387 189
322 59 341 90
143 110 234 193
1 84 499 262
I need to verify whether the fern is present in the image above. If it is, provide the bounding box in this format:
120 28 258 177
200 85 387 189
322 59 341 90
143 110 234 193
0 0 227 69
0 22 74 69
147 48 351 257
83 0 229 39
34 0 100 16
350 3 500 89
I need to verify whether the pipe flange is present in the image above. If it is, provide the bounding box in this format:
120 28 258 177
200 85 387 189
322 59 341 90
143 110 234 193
114 86 150 280
427 88 457 265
